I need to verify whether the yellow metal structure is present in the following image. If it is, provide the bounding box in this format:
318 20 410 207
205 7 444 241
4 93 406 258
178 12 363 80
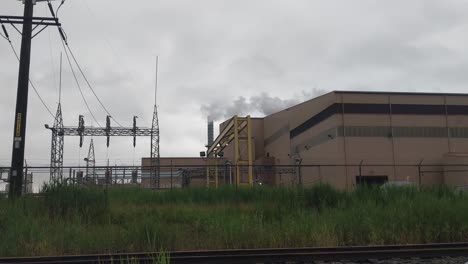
206 152 219 187
207 115 253 187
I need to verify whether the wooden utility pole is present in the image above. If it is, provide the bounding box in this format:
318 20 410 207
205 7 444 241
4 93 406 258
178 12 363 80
1 0 62 197
9 0 34 197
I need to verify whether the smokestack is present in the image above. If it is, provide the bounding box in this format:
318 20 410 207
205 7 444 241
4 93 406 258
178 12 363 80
207 120 214 147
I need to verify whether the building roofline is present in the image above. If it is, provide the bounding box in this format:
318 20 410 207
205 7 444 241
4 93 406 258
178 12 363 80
142 157 205 159
219 90 468 124
334 90 468 97
219 116 264 125
265 91 334 117
266 90 468 118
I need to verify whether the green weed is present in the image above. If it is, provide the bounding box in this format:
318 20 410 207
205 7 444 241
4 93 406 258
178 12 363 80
0 184 468 256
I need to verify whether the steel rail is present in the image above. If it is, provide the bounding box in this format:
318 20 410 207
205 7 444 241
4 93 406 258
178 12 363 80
1 243 468 264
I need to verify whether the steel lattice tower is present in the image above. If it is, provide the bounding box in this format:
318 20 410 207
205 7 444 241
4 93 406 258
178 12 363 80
85 138 96 182
50 103 64 183
150 105 160 188
150 57 161 188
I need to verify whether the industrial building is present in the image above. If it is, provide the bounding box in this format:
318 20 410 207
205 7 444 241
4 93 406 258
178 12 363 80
202 91 468 189
141 91 468 189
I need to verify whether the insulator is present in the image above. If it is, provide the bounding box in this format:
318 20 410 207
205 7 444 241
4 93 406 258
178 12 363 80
1 24 9 39
48 2 56 18
58 27 67 43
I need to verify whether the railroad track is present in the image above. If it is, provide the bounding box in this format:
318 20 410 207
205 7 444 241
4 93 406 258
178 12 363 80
1 242 468 264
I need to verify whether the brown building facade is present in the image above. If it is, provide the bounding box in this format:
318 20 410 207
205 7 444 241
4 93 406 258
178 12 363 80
216 91 468 189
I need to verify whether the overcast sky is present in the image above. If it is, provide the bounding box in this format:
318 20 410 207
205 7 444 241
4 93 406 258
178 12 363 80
1 0 468 171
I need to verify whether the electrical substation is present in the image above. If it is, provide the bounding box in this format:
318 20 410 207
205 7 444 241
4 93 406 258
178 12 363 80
0 0 162 196
4 1 468 196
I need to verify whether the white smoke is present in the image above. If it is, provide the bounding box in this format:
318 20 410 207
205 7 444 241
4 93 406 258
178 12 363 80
201 88 326 121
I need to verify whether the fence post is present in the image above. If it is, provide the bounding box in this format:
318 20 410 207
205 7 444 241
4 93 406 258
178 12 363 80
418 159 424 187
318 165 322 183
230 164 233 185
114 165 117 185
296 159 303 187
171 160 173 189
23 166 28 193
358 160 364 184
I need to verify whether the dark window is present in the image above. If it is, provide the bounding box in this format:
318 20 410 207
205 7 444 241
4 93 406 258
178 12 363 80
356 175 388 186
291 102 468 139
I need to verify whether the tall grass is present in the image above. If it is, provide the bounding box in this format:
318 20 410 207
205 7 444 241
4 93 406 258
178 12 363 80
1 184 468 257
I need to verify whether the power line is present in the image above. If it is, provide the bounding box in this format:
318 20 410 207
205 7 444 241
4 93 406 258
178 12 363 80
48 1 131 128
2 0 65 197
46 4 58 100
55 1 65 17
60 38 102 127
8 40 55 118
81 0 141 88
63 43 124 127
2 23 54 118
48 0 118 128
81 0 147 127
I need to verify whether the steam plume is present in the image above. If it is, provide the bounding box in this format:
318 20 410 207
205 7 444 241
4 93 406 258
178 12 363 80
201 88 326 121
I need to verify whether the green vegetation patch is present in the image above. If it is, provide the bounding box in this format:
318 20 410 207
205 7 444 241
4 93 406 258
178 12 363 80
1 184 468 257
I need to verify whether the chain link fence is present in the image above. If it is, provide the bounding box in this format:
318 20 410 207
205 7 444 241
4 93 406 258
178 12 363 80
1 163 468 194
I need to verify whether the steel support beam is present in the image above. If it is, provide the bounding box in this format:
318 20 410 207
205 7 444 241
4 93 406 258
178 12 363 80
234 116 240 186
207 115 253 187
247 116 253 186
58 127 153 137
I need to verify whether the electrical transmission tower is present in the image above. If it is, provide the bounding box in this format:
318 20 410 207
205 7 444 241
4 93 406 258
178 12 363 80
151 105 160 188
150 57 161 188
85 139 96 183
50 102 64 183
1 0 64 197
50 53 64 183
